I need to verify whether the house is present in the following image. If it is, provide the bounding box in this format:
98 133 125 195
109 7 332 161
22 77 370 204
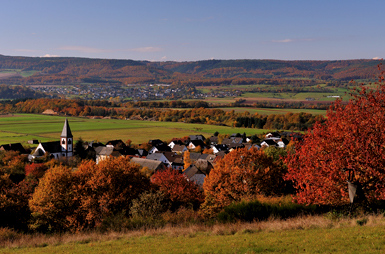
0 143 27 154
105 140 126 150
211 144 228 154
209 136 218 145
232 137 244 144
148 144 172 154
189 135 206 141
194 158 213 175
146 152 171 166
265 132 281 141
187 140 206 150
95 146 123 164
227 143 245 151
130 157 166 172
172 144 188 154
168 140 185 149
31 118 73 160
260 139 278 147
155 151 184 170
148 139 164 146
137 149 148 157
183 165 206 186
277 138 290 148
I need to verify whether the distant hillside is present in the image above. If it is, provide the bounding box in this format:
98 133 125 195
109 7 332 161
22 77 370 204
148 59 380 80
0 54 381 86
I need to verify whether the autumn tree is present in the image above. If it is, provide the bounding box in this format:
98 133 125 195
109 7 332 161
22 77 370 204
183 150 192 169
69 157 151 230
285 65 385 206
201 147 288 215
25 163 48 179
0 151 28 183
29 157 151 232
29 165 75 232
151 168 204 210
0 174 36 231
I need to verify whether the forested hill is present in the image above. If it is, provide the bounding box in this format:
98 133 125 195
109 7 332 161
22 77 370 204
148 59 380 80
0 54 381 86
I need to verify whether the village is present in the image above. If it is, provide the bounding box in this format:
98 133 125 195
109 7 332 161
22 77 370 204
28 84 242 101
0 118 298 186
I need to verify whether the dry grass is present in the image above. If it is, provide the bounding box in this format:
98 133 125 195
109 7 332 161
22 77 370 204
1 214 385 249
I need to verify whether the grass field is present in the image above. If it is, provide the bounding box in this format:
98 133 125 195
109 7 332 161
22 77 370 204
0 114 272 145
0 69 37 78
2 215 385 253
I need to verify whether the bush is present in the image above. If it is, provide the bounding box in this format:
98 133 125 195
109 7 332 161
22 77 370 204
217 199 316 223
130 190 170 219
0 228 21 243
162 207 203 225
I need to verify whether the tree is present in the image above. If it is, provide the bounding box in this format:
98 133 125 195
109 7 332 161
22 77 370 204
201 147 287 215
74 137 87 160
25 163 48 179
29 165 75 232
29 157 151 232
68 157 151 230
285 65 385 206
0 174 36 231
151 168 204 210
183 150 192 169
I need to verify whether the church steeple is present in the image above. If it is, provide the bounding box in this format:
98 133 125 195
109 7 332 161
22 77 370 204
61 118 73 138
60 118 73 157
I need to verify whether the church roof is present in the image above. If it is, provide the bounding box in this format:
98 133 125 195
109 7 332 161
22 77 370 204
60 118 73 138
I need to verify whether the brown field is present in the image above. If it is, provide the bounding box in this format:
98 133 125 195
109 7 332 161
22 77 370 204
0 73 21 79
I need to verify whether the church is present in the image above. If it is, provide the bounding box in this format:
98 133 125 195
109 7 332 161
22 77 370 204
31 118 73 159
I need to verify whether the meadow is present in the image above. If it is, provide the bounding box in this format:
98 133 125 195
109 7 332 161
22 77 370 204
0 114 271 145
1 215 385 253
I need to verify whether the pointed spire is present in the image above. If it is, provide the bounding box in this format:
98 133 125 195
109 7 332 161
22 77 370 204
61 118 73 138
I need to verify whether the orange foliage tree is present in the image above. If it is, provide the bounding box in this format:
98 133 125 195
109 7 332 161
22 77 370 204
201 147 288 215
183 150 192 169
29 165 75 232
69 158 151 230
285 65 385 206
29 157 151 232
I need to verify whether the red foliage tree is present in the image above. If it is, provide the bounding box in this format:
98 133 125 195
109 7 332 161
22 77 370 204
151 168 204 210
25 163 48 179
285 64 385 205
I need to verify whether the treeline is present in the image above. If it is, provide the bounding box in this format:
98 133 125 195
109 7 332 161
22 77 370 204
0 98 324 131
236 113 325 130
0 85 46 99
124 100 210 109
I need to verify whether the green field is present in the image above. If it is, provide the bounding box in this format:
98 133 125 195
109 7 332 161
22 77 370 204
0 114 272 146
0 69 38 78
2 223 385 253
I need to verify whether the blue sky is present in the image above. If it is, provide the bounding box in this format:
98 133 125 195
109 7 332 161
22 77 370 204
1 0 383 61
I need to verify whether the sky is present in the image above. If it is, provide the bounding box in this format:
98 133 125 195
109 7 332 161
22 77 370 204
1 0 384 62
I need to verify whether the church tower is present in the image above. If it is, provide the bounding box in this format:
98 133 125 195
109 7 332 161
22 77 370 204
60 118 73 157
